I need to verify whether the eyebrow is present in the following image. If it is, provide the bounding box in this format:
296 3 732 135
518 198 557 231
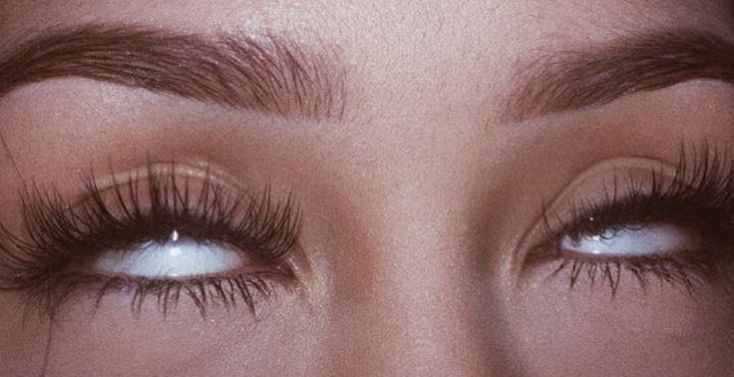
508 30 734 121
0 24 347 120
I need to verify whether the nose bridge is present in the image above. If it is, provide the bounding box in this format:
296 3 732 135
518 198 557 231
314 100 519 374
327 176 506 376
371 222 485 375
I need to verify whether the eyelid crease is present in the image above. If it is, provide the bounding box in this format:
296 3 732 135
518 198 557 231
86 161 246 203
539 156 677 220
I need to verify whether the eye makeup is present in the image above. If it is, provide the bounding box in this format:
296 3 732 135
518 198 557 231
0 162 303 319
523 143 734 295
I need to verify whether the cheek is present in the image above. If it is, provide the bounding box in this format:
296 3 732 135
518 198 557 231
0 293 50 376
512 270 734 377
0 291 321 377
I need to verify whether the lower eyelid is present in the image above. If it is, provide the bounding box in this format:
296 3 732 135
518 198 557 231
68 272 284 318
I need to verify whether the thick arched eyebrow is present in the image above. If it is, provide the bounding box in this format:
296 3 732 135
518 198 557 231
0 24 347 121
507 30 734 122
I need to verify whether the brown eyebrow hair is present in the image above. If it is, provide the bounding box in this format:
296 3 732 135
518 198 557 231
508 30 734 122
0 24 347 120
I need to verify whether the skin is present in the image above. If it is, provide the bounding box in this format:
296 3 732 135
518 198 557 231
0 1 733 376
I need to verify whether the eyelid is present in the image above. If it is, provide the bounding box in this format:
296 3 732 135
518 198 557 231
513 157 676 272
77 163 300 258
88 161 245 197
541 157 676 222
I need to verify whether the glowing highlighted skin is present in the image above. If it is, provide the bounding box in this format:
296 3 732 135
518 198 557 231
560 224 699 257
94 231 245 278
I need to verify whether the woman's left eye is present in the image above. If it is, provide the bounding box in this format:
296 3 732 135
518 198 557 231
559 223 701 258
92 230 247 279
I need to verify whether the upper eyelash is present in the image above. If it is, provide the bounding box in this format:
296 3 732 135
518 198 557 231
543 143 734 241
536 143 734 293
0 162 301 317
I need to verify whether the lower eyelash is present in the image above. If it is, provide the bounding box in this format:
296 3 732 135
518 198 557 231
91 271 287 319
546 253 714 295
33 266 296 320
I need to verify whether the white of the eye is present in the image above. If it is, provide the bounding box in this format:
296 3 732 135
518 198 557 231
93 231 246 278
560 224 699 257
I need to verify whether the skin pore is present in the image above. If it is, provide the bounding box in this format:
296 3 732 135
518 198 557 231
0 1 733 376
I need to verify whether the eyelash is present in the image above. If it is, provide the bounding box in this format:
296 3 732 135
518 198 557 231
0 163 301 319
533 143 734 295
3 145 734 318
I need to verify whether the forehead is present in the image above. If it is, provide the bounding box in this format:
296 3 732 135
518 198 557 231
2 1 730 43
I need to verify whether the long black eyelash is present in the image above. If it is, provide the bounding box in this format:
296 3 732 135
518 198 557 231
536 143 734 294
0 162 301 318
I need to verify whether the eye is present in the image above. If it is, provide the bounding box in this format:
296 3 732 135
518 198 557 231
0 163 302 318
559 223 701 258
524 150 734 293
92 230 247 279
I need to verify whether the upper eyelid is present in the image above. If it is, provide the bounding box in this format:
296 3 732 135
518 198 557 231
0 161 301 282
89 162 247 196
534 159 674 231
543 144 734 241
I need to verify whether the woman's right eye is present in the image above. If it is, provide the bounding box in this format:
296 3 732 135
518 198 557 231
0 163 302 318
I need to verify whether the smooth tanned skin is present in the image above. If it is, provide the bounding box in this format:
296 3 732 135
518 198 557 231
0 1 733 376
